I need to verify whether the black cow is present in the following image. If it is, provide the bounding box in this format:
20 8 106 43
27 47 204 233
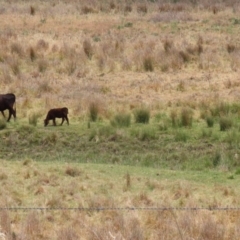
44 107 69 127
0 93 16 122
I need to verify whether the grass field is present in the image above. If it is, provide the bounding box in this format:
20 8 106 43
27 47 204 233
1 0 240 239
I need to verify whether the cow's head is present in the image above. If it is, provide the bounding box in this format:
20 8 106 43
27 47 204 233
44 119 48 127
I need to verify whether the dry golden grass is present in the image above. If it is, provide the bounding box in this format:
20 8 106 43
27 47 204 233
0 160 238 239
0 1 240 120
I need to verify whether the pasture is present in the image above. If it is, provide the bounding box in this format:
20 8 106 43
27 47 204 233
1 0 240 239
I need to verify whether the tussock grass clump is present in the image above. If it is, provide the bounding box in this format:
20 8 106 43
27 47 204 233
134 108 150 124
131 126 157 141
29 46 36 62
81 5 95 14
180 107 193 127
143 56 154 72
17 125 35 136
109 1 116 10
0 118 7 130
11 42 24 57
210 102 230 117
0 171 8 180
43 132 58 145
30 6 35 15
179 50 191 63
201 129 213 138
8 57 20 75
227 43 236 53
37 58 48 72
0 210 11 238
83 39 93 59
65 166 82 177
38 81 52 93
57 227 78 240
170 109 178 127
125 172 131 190
175 129 189 142
213 151 221 167
124 5 132 13
65 58 77 75
137 4 147 14
159 3 186 12
1 66 12 84
22 159 32 166
89 102 99 122
163 38 174 53
23 212 41 238
36 39 49 51
225 130 240 148
219 117 232 131
28 112 41 126
111 113 131 128
206 116 214 128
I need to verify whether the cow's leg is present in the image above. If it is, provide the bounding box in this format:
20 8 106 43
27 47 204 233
1 111 5 119
7 109 13 122
53 118 56 126
65 116 69 125
60 117 64 125
12 108 16 121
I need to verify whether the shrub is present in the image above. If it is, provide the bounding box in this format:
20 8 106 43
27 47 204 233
89 102 99 122
134 108 150 124
219 117 232 131
111 113 131 127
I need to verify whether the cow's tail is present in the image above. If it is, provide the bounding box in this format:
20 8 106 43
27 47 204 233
13 97 16 120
